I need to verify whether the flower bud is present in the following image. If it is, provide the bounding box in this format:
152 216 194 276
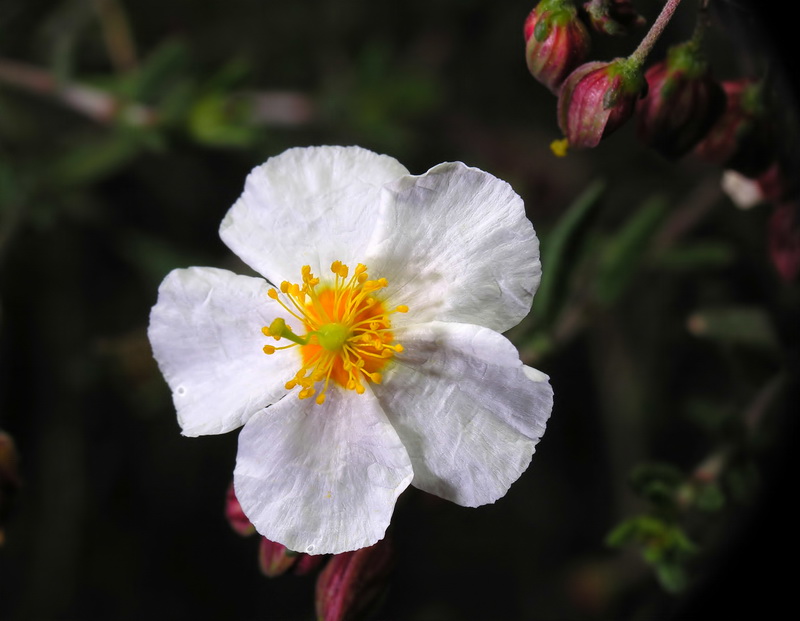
258 536 300 577
694 78 775 177
292 551 326 576
224 481 255 537
583 0 646 36
0 430 21 546
315 539 394 621
768 201 800 282
525 0 591 94
557 58 646 149
635 41 726 159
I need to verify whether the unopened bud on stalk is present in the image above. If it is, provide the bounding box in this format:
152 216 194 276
315 539 394 621
259 536 300 577
292 551 326 576
636 40 726 159
557 57 646 149
224 481 256 536
525 0 591 94
694 78 775 177
583 0 646 36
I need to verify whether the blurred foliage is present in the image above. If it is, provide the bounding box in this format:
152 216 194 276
0 1 798 620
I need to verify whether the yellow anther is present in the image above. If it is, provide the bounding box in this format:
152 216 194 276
550 137 569 158
261 261 406 405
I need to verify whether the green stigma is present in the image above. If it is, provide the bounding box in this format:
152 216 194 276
315 323 350 352
267 317 308 346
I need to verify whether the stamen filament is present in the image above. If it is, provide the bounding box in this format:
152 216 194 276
261 261 405 405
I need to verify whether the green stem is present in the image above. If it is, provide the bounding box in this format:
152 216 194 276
630 0 684 67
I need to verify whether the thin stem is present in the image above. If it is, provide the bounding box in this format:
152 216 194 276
630 0 684 66
91 0 138 72
0 57 156 126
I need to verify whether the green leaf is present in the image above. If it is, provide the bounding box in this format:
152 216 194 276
534 179 605 324
630 463 683 496
654 242 735 271
655 562 688 593
594 195 667 306
128 40 192 103
694 483 725 512
187 93 256 148
687 306 779 350
48 130 147 186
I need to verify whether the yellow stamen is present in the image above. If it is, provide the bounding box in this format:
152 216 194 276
261 261 405 405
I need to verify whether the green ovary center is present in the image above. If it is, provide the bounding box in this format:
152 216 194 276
316 322 350 352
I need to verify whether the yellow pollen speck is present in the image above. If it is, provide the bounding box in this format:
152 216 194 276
550 138 570 157
261 261 405 405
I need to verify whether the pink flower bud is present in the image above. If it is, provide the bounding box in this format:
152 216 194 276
315 539 394 621
557 58 646 148
224 481 255 537
583 0 646 36
768 201 800 282
292 551 326 576
258 536 299 577
694 78 775 177
636 41 726 159
525 0 591 94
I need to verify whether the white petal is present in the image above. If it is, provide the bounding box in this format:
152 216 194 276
234 388 413 555
219 146 409 284
373 321 552 507
148 267 298 437
366 162 541 333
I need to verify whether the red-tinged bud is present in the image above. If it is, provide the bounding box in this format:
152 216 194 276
0 430 21 546
768 202 800 282
258 536 300 577
694 78 776 177
292 551 326 576
224 481 255 537
525 0 591 94
635 41 726 159
583 0 646 36
557 58 646 149
315 539 394 621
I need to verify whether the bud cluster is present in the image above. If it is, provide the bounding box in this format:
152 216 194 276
524 0 795 280
224 482 394 620
522 0 764 160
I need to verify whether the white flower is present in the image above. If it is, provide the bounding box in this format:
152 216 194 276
148 146 553 555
